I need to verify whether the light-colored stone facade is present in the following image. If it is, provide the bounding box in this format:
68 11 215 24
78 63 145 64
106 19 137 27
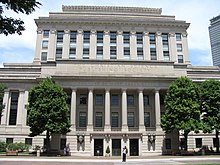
0 6 220 156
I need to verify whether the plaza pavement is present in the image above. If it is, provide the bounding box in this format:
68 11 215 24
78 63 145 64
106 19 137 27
0 155 220 165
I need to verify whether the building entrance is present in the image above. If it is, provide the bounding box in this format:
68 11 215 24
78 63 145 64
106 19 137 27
94 139 103 156
112 139 121 156
130 139 139 156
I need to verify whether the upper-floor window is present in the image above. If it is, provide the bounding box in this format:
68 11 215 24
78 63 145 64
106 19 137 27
9 91 19 125
97 31 103 43
57 31 64 42
96 46 103 60
56 48 62 59
136 32 143 45
111 95 119 106
176 33 182 41
110 46 117 59
123 32 130 44
95 94 103 105
137 47 144 60
83 48 89 59
70 31 77 43
41 52 47 61
83 31 90 43
128 112 135 127
95 112 103 127
69 48 76 59
127 95 134 106
79 112 87 127
177 44 183 52
162 34 168 42
144 95 149 106
149 33 156 41
42 40 48 49
124 47 130 59
43 30 49 38
110 32 117 44
144 112 150 127
178 55 184 63
80 94 87 105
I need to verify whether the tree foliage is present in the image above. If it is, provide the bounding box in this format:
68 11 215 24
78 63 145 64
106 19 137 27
0 83 7 116
27 78 71 152
161 76 201 150
200 79 220 152
0 0 41 35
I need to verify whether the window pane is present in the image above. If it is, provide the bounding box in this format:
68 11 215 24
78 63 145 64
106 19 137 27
95 112 103 127
96 94 103 105
83 31 90 43
144 112 150 127
176 33 181 41
80 95 87 105
111 95 119 105
144 95 149 106
42 41 48 49
110 32 117 43
123 32 130 44
25 138 32 146
41 52 47 61
43 30 49 37
9 91 19 125
70 31 77 42
128 112 134 127
127 95 134 106
79 112 87 127
178 55 184 63
195 138 202 148
111 112 119 127
97 31 103 43
165 138 171 149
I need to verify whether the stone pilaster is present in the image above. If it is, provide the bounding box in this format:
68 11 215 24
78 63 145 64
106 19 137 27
169 32 177 63
48 29 56 61
1 90 9 125
182 32 190 64
117 31 123 60
87 88 93 131
122 88 128 132
143 32 150 61
90 30 96 59
130 31 137 60
71 88 77 131
103 30 110 59
76 30 83 59
104 88 111 131
156 31 163 61
33 29 43 64
138 89 145 132
62 29 70 59
17 90 25 126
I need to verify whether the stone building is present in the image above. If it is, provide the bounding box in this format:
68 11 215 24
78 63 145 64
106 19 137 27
0 6 220 156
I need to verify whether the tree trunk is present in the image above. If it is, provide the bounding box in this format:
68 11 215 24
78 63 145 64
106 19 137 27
46 130 51 154
216 130 219 153
183 132 189 151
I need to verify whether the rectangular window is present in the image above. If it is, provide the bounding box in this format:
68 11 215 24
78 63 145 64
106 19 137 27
25 138 32 146
123 32 130 44
43 30 49 38
111 112 119 127
70 31 77 43
177 44 183 52
136 32 143 45
144 112 150 127
97 31 103 43
111 95 119 106
9 91 19 125
96 46 103 59
124 47 130 59
144 95 149 106
110 46 117 59
195 138 202 148
95 112 103 127
213 138 219 148
41 52 47 61
149 33 156 41
83 48 89 59
165 138 171 149
178 55 184 63
83 31 90 43
137 47 144 60
57 31 64 43
60 138 66 150
127 95 134 106
150 34 157 60
6 138 13 144
56 48 62 59
69 48 76 59
162 34 168 42
80 94 87 105
79 112 87 127
95 94 103 105
176 33 182 41
163 51 170 61
128 112 135 127
110 32 117 43
42 40 48 49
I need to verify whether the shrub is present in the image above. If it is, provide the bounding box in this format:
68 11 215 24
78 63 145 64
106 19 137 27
0 141 7 152
7 142 28 152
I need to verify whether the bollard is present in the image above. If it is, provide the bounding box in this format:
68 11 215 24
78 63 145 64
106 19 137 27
37 150 40 157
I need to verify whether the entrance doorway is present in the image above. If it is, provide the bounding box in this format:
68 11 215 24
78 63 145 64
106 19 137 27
130 139 139 156
112 139 121 156
94 139 103 156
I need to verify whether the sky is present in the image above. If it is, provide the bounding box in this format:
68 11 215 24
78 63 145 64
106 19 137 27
0 0 220 68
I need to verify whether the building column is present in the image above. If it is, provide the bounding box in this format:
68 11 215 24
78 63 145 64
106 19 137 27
90 30 96 59
154 89 161 130
156 31 163 61
169 32 177 63
182 32 190 64
103 30 110 59
22 91 29 126
117 31 123 60
17 90 25 126
143 31 150 61
48 29 56 61
87 88 93 131
130 31 137 60
76 30 83 59
71 88 77 131
104 88 111 132
122 88 128 132
1 90 9 125
33 29 43 64
62 29 70 60
138 89 145 132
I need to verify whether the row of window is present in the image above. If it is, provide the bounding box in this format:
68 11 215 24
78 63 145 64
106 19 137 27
41 30 184 63
79 94 150 106
78 111 150 128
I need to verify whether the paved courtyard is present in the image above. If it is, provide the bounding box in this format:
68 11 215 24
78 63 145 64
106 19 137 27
0 156 220 165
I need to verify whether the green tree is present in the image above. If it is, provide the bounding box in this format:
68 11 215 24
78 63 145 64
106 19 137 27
0 83 7 117
0 0 41 35
161 76 201 151
200 79 220 153
27 77 71 153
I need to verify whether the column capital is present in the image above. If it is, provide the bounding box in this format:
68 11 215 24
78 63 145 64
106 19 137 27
154 88 160 92
71 87 77 91
130 31 136 35
121 88 127 92
182 32 188 37
77 29 83 34
91 29 96 35
88 88 94 92
156 31 162 36
104 30 110 35
64 29 70 34
50 29 56 34
117 30 123 35
169 32 175 37
105 88 110 92
37 29 42 34
143 31 149 36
